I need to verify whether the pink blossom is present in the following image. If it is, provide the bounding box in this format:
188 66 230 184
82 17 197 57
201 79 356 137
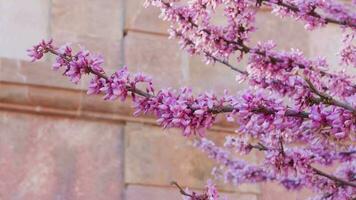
52 44 72 70
101 67 130 101
27 39 53 61
182 180 223 200
340 44 356 67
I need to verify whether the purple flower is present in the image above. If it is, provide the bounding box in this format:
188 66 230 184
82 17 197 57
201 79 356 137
101 67 130 101
340 44 356 67
87 76 106 95
27 39 53 61
52 44 72 70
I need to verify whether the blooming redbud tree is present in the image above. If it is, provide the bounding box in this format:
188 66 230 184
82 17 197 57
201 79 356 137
28 0 355 199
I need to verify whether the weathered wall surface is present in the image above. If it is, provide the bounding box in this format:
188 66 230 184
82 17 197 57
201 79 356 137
0 0 341 199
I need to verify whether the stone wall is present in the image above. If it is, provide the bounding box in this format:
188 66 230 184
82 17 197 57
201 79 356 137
0 0 343 199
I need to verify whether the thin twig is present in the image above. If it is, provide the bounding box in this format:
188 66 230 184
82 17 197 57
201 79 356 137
171 181 194 198
305 77 356 114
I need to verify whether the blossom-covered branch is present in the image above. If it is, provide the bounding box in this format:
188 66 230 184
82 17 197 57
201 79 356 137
246 140 356 187
28 38 355 148
259 0 356 29
147 0 356 115
196 138 356 199
175 30 356 114
29 40 321 133
27 1 356 199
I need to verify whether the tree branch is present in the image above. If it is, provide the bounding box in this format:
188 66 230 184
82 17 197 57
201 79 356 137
249 142 356 188
163 2 356 113
305 78 356 113
261 0 356 29
312 168 356 188
171 181 194 198
46 47 310 119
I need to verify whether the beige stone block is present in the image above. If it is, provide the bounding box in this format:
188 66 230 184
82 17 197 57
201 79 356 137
0 58 82 90
0 0 50 60
187 56 247 94
125 184 258 200
124 122 260 193
80 93 126 115
0 82 82 112
27 86 83 111
51 32 124 72
124 32 187 89
51 0 124 41
124 123 211 188
51 0 124 77
125 0 169 34
308 26 356 76
252 12 310 53
309 26 343 69
125 185 182 200
0 83 31 105
0 111 124 200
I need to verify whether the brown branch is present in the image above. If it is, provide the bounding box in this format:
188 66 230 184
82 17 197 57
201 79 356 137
175 31 248 75
321 192 335 199
205 52 248 75
249 142 356 188
339 150 356 155
305 78 356 114
261 0 356 29
279 137 285 157
313 168 356 188
250 142 269 151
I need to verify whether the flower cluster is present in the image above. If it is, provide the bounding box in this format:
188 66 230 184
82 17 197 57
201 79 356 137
146 0 256 64
248 41 330 106
134 88 228 136
29 42 105 84
181 180 222 200
341 44 356 67
195 138 274 185
27 39 53 61
309 104 355 140
340 32 356 68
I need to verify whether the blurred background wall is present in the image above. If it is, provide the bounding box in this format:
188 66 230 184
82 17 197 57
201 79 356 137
0 0 344 199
